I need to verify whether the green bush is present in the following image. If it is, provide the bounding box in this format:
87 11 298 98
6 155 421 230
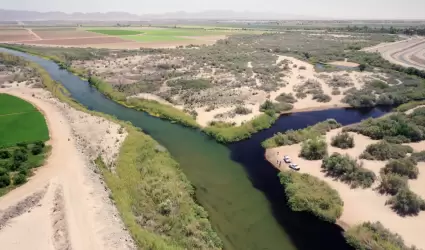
262 119 341 148
387 188 425 216
396 100 425 112
344 222 417 250
360 141 413 161
0 150 11 159
331 132 354 149
13 173 27 185
344 113 425 142
381 158 419 179
0 174 11 188
321 153 376 188
31 144 43 155
383 135 411 144
204 114 277 143
260 100 293 115
275 93 297 103
167 78 212 90
300 137 328 160
378 174 408 195
279 171 343 223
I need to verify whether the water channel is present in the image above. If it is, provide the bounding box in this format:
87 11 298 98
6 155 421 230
0 47 390 250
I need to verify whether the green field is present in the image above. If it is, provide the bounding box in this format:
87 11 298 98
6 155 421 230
0 94 49 147
87 29 144 36
0 93 36 115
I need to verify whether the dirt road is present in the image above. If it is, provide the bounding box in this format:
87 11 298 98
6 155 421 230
363 36 425 70
0 88 135 250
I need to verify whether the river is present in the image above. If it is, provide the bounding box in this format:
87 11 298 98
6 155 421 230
0 47 390 250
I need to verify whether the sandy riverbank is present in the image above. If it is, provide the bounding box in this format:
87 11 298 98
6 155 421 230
265 127 425 249
0 86 135 250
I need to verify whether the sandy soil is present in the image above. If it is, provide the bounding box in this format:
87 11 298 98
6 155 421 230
265 127 425 249
0 86 135 250
328 61 360 67
363 36 425 70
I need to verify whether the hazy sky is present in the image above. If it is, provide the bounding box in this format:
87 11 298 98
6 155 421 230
2 0 425 19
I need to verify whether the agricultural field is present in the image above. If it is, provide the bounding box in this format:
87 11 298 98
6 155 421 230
0 26 246 49
0 94 49 147
0 94 50 196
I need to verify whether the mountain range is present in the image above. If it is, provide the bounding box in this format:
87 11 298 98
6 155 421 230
0 9 318 21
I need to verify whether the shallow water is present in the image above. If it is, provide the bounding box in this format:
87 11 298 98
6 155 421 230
0 47 389 250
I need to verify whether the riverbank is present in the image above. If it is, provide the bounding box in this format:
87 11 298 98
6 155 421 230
0 53 222 249
265 124 425 249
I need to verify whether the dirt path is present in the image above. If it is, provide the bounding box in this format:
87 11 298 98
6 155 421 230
0 88 135 250
26 29 42 40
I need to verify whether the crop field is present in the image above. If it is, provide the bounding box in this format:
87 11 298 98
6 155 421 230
0 29 36 42
87 29 144 36
0 94 49 147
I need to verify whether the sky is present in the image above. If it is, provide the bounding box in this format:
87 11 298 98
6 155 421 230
2 0 425 19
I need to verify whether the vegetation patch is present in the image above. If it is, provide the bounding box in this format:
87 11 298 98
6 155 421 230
381 158 419 179
0 94 49 147
344 111 425 142
359 141 413 161
0 141 50 196
378 174 408 195
87 29 144 36
331 132 355 149
204 114 277 143
275 93 297 104
321 153 376 188
278 171 343 223
262 119 341 148
344 222 418 250
299 136 328 160
387 188 425 216
167 78 212 91
260 100 293 115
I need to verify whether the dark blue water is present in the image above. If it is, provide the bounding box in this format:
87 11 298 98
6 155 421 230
0 47 389 250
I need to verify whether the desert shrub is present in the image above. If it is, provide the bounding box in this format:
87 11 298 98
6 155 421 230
260 100 293 115
295 91 307 99
331 132 354 149
321 153 376 188
263 119 341 148
279 171 343 223
396 100 425 112
410 151 425 162
0 150 11 159
387 188 425 216
344 113 425 142
167 78 212 90
275 93 297 103
344 222 417 250
312 93 331 103
381 158 419 179
0 174 11 188
300 137 328 160
368 80 389 89
13 149 28 163
234 106 252 115
299 65 307 70
343 93 377 107
378 174 408 195
383 135 411 144
331 88 341 95
360 141 413 161
13 173 27 185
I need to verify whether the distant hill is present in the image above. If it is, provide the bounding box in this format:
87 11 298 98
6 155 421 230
0 9 318 21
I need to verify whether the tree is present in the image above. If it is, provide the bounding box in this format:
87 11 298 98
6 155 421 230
0 150 11 159
31 144 43 155
300 137 328 160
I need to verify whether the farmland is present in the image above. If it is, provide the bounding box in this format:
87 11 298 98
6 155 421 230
0 94 49 147
0 26 247 48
